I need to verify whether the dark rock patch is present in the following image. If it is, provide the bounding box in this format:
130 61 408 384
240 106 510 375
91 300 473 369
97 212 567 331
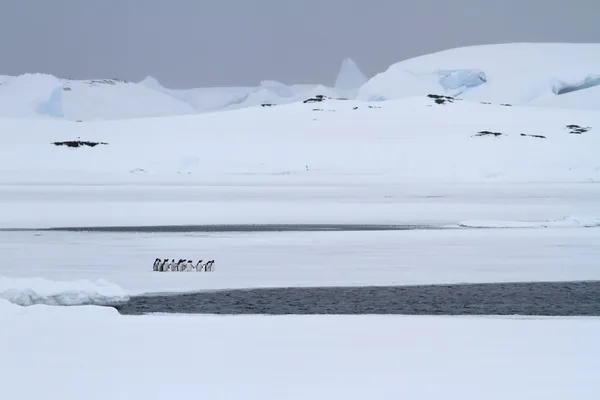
368 105 381 109
261 103 275 107
474 130 504 137
52 140 108 148
520 133 546 139
480 101 491 105
84 78 129 86
353 106 359 110
566 124 591 135
303 94 328 103
500 103 512 107
62 87 72 91
427 94 455 105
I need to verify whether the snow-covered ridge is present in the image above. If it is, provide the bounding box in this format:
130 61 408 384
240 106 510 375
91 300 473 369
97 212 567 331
358 43 600 108
0 58 365 121
1 43 599 121
0 276 128 306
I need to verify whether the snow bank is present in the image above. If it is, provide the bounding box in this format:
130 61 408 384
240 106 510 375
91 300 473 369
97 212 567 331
358 43 600 106
0 276 128 307
457 215 600 229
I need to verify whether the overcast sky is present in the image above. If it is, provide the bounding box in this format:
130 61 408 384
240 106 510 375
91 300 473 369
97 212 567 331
1 0 598 89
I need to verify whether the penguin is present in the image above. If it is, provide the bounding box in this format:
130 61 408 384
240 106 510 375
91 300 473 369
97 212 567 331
206 260 215 272
186 260 193 271
194 260 203 271
153 258 161 271
180 259 188 272
158 259 167 272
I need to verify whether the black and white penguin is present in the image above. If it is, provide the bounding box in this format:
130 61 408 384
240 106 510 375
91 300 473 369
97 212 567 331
153 258 161 271
205 260 215 272
158 259 167 272
194 260 203 271
179 259 188 272
167 259 175 272
186 260 193 271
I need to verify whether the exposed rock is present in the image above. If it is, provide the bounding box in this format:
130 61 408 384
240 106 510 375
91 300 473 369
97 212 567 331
566 124 591 134
474 130 503 137
303 94 328 103
520 133 546 139
427 94 455 105
52 140 108 148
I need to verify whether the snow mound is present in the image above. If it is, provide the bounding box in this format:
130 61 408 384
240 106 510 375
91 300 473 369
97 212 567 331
457 215 600 229
334 58 368 97
358 43 600 106
0 276 129 307
0 73 64 118
530 84 600 110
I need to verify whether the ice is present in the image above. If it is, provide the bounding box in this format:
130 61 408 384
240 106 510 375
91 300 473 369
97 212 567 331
35 84 64 118
0 73 64 119
437 69 487 92
334 58 368 96
553 74 600 95
0 276 128 306
358 43 600 105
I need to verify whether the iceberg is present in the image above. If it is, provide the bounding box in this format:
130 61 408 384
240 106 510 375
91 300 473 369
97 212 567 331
35 84 64 118
334 58 368 92
358 43 600 105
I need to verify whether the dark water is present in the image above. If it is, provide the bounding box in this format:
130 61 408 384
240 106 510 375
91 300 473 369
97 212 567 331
42 224 448 233
116 281 600 316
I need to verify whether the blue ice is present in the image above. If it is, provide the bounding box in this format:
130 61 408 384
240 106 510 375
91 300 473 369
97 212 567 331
437 69 487 91
36 85 64 118
553 75 600 95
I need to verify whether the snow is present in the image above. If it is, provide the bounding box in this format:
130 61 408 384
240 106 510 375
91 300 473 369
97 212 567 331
0 311 598 400
456 215 600 229
530 84 600 110
0 97 598 185
0 276 128 306
358 43 600 106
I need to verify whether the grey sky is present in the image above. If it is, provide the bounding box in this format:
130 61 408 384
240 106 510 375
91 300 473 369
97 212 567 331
1 0 598 89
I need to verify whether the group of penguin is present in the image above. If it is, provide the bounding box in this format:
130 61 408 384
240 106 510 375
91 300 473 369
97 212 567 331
153 258 215 272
